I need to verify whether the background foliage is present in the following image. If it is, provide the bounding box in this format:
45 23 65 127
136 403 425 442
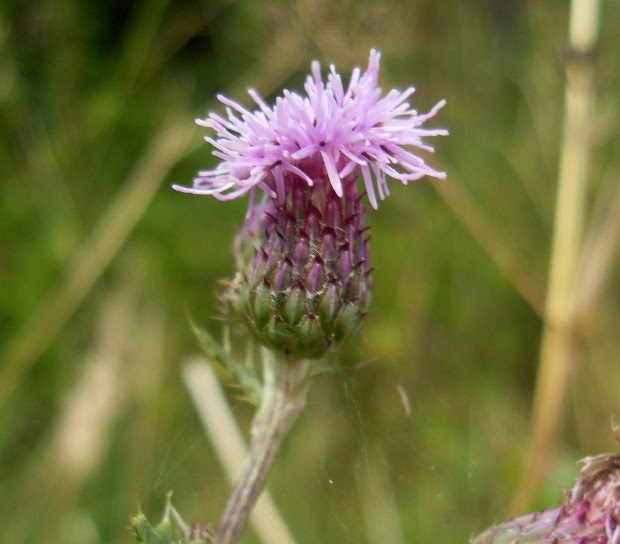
1 1 619 543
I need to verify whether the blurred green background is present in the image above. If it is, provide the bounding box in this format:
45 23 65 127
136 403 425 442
1 1 619 542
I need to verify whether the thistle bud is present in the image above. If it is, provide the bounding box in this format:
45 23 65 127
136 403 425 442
222 178 372 360
473 451 620 544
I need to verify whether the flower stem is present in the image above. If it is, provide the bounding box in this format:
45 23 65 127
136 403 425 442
217 353 310 544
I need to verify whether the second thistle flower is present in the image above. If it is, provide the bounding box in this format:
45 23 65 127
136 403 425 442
472 450 620 544
175 50 447 360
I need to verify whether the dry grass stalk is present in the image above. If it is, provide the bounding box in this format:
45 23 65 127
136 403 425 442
356 447 406 544
182 356 298 544
574 169 620 321
0 111 195 407
4 278 141 543
434 180 545 315
511 0 601 514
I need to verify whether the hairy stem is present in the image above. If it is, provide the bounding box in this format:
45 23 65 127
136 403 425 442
217 354 310 544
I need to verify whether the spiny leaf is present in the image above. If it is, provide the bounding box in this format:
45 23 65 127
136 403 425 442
131 512 178 544
190 320 262 405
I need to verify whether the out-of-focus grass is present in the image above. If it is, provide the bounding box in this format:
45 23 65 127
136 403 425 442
1 1 619 543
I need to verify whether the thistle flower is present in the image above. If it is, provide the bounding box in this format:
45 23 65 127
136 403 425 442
472 452 620 544
175 50 447 359
174 49 446 209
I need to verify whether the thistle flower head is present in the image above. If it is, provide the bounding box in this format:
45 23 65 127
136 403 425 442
177 50 446 360
472 451 620 544
173 49 447 209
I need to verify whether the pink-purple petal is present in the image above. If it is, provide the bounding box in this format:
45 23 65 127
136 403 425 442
175 49 447 206
321 150 343 197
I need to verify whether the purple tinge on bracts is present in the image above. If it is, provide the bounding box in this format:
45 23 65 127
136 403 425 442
472 452 620 544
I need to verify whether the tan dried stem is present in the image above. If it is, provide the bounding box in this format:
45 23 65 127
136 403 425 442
433 180 545 316
182 356 298 544
356 447 407 544
3 277 141 543
511 0 601 513
216 353 311 544
574 168 620 321
0 110 195 407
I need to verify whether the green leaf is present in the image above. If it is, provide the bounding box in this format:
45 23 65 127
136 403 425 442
131 493 187 544
131 512 177 544
190 321 262 405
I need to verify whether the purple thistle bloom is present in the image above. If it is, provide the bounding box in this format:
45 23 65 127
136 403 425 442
473 451 620 544
173 49 447 209
179 50 447 359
